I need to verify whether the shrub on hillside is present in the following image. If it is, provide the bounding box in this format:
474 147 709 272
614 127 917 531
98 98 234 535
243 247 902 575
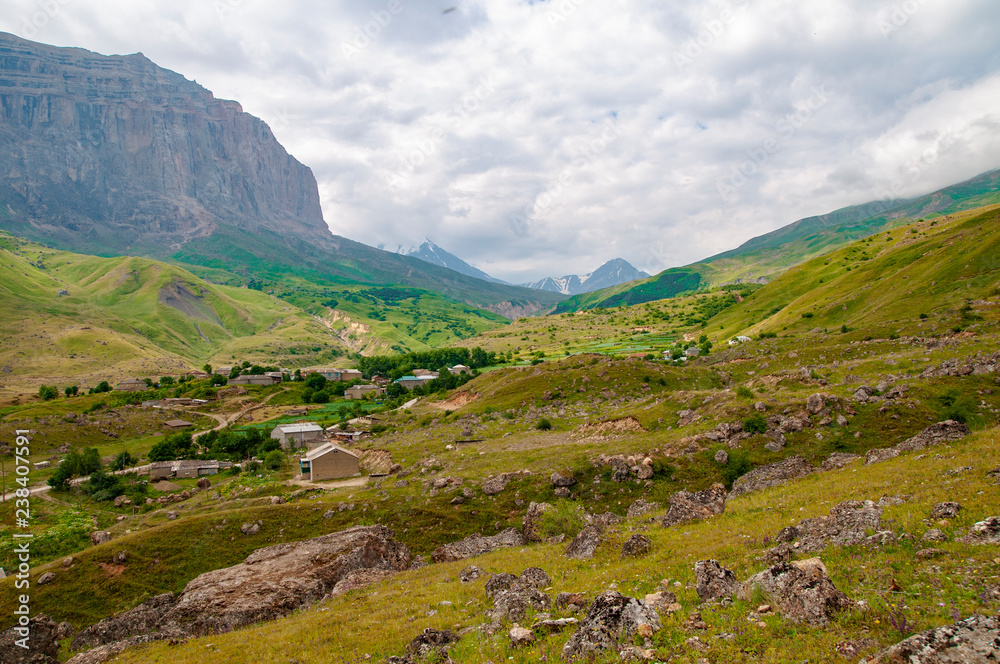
538 502 586 539
743 414 768 435
536 418 553 431
720 449 752 489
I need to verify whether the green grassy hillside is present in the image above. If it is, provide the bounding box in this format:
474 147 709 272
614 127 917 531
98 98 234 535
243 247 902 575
0 233 516 391
557 169 1000 312
708 204 1000 341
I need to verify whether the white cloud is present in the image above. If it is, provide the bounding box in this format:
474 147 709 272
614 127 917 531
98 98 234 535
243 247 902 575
2 0 999 282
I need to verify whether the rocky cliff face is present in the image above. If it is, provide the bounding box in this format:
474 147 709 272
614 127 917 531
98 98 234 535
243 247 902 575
0 31 329 254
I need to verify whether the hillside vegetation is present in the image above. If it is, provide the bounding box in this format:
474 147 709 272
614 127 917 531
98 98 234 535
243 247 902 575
557 169 1000 312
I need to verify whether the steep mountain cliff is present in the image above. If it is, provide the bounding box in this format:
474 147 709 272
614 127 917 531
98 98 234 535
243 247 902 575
0 31 328 255
0 33 563 317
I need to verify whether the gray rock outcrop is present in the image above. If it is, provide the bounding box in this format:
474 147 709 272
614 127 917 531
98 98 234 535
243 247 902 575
868 614 1000 663
561 591 661 661
695 560 740 601
730 457 815 498
564 525 602 560
738 560 850 625
866 420 972 464
661 483 727 527
522 502 552 542
70 525 410 657
963 517 1000 545
431 528 526 563
0 614 60 664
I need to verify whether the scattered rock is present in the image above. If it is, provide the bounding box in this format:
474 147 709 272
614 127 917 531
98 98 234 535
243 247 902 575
821 453 861 471
695 560 740 601
431 528 527 563
642 591 678 613
522 502 553 542
270 496 286 505
915 548 947 559
37 571 56 585
620 534 651 559
0 614 60 664
196 477 211 490
488 577 552 623
531 617 578 633
962 517 1000 545
240 522 260 536
167 511 178 521
921 529 948 543
627 499 660 519
731 457 814 498
866 614 1000 663
56 621 75 640
806 393 826 414
930 502 962 520
560 591 661 662
564 525 602 560
90 531 112 546
551 472 577 487
683 611 708 631
482 475 509 495
780 500 883 553
714 449 729 465
70 593 181 652
868 420 972 464
62 556 75 568
509 624 535 648
661 483 727 527
520 567 551 589
556 592 590 613
404 628 459 662
554 487 572 498
738 560 850 625
460 566 484 583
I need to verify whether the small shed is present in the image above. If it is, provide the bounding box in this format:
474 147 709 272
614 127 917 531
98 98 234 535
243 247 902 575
684 347 701 358
149 461 175 481
163 419 193 429
116 378 148 392
300 443 361 481
344 384 385 400
449 364 471 375
271 423 325 450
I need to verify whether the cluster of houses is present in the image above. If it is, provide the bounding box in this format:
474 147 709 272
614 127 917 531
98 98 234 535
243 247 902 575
393 365 470 390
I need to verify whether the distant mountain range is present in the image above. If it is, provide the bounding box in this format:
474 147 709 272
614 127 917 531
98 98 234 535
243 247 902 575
520 258 650 295
400 240 649 296
399 240 507 284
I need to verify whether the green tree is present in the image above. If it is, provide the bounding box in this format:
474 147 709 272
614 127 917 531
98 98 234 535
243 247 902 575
38 385 58 401
159 376 175 386
203 363 213 374
263 450 285 471
64 386 79 397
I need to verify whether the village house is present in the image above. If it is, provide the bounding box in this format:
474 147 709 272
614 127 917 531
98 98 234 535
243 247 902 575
270 422 325 449
355 414 383 428
299 443 361 481
728 336 752 346
229 374 281 387
411 369 439 378
449 365 471 375
344 384 385 400
163 419 193 430
685 347 701 358
214 366 232 376
149 459 232 481
326 427 369 444
394 375 434 390
116 378 148 392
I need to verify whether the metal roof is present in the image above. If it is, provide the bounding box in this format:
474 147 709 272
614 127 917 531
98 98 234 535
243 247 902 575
273 423 323 434
304 442 360 461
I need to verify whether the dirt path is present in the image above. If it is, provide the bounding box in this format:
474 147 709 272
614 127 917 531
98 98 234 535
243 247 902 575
190 390 284 441
283 475 369 491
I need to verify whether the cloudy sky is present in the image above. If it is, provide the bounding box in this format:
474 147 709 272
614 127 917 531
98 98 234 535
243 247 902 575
3 0 1000 283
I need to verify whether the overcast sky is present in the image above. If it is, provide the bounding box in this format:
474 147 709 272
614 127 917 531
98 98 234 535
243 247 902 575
3 0 1000 283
